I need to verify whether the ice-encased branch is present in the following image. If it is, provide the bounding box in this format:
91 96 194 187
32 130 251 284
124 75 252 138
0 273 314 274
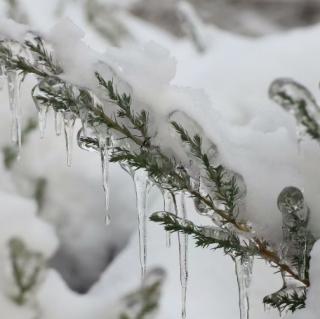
0 27 312 314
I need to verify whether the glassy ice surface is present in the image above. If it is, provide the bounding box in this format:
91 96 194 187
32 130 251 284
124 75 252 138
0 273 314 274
63 112 76 167
7 70 22 155
133 169 151 279
235 255 254 319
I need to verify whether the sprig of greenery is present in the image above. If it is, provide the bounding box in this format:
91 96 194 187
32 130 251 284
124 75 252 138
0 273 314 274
0 33 312 313
8 238 44 305
150 212 258 259
263 288 306 314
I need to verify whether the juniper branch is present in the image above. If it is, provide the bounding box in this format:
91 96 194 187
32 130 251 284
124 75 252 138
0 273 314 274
150 212 258 259
0 34 310 298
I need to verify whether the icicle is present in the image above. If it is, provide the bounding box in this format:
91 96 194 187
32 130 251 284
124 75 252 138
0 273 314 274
32 82 49 139
235 255 253 319
98 130 111 225
133 169 151 279
63 112 76 167
163 190 173 248
7 70 22 155
79 108 88 138
173 192 188 319
54 110 63 136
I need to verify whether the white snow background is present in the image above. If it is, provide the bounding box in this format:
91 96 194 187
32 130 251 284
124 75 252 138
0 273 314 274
0 0 320 318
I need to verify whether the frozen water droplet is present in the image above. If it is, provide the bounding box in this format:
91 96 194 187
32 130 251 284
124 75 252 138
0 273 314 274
54 111 63 136
173 192 188 319
7 70 22 155
277 186 315 280
77 128 99 152
63 112 76 167
269 78 320 140
235 255 253 319
98 130 111 225
133 169 151 279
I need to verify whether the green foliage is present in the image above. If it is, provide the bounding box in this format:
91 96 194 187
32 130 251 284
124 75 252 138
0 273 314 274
2 117 37 169
119 268 165 319
263 288 306 314
150 212 258 259
8 237 44 305
0 34 313 315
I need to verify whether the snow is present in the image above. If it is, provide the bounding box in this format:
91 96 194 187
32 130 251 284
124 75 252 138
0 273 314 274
0 1 320 319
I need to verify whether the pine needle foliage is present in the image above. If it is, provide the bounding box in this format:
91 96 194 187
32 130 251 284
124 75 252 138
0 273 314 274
0 34 313 314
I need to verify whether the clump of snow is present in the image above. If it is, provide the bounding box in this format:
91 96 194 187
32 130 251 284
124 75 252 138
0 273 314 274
0 191 58 257
0 18 29 41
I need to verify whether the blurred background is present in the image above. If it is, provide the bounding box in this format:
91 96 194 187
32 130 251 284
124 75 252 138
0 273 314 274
0 1 320 319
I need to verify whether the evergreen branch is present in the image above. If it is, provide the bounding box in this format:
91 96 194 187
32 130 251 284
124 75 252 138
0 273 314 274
171 121 241 214
263 288 306 314
9 238 44 305
0 33 311 302
150 212 258 259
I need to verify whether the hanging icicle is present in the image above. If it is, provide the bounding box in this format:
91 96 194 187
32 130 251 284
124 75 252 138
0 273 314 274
133 169 151 279
54 110 63 136
98 130 112 225
173 192 189 319
63 111 76 167
7 70 22 155
163 190 173 248
77 127 112 224
31 82 49 139
235 255 254 319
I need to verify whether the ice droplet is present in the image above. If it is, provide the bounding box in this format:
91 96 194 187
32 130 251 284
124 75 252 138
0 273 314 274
77 128 99 152
63 112 76 167
133 169 151 279
31 81 49 139
269 78 320 140
163 190 173 248
277 186 315 280
54 111 63 136
173 192 188 319
235 255 253 319
98 131 111 225
7 70 22 155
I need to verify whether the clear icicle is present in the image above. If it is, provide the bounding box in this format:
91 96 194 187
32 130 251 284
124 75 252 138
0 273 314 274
54 111 63 136
98 131 111 225
63 112 76 167
133 169 151 279
32 82 49 139
38 106 48 139
7 70 22 155
163 190 173 248
235 255 254 319
173 192 188 319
